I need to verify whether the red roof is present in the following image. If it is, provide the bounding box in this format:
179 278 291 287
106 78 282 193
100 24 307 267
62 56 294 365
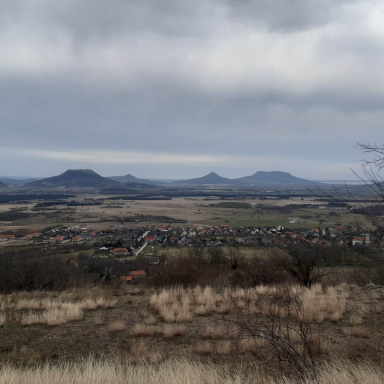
111 248 128 253
131 270 146 276
120 276 133 281
72 236 82 241
0 234 15 239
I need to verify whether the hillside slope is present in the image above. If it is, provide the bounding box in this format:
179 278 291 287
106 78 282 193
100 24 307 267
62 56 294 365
171 172 246 186
237 171 316 186
27 170 118 188
108 174 165 186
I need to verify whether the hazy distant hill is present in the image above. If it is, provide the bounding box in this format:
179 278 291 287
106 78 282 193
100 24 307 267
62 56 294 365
0 177 40 185
0 181 7 188
108 174 165 186
237 171 316 186
171 172 247 186
102 181 162 193
27 170 119 189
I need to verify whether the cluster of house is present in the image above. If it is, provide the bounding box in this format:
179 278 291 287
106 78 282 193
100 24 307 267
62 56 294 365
145 224 383 249
1 223 383 251
0 225 146 248
119 269 146 283
97 224 384 251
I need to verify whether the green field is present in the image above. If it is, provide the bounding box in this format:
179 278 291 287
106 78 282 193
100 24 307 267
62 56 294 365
214 202 252 209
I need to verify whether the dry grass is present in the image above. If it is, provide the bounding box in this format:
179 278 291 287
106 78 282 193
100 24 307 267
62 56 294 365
108 320 126 332
21 304 83 326
194 341 214 354
0 358 383 384
149 284 350 326
132 324 160 336
0 313 5 327
350 313 363 325
94 316 105 325
216 341 231 355
298 284 348 323
195 306 210 316
6 292 118 327
202 326 235 340
350 327 370 339
162 324 186 338
15 299 42 310
129 339 162 363
238 338 266 353
144 315 156 325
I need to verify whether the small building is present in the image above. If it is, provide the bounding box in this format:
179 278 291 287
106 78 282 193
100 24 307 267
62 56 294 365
131 270 146 277
352 237 365 246
72 236 82 242
110 248 129 256
120 275 133 283
0 234 15 240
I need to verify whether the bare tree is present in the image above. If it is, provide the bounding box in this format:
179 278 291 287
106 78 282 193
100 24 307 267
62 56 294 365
226 247 241 270
271 246 330 287
187 246 207 269
226 286 328 379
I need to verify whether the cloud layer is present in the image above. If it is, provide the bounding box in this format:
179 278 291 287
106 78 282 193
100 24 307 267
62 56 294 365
0 0 383 179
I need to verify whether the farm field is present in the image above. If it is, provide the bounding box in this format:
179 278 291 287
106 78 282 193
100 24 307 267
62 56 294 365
0 196 371 234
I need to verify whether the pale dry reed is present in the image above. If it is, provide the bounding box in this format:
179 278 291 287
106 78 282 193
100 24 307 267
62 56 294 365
129 338 162 363
0 313 5 327
0 358 383 383
108 320 126 332
144 315 157 325
216 341 231 355
194 341 214 354
94 315 105 325
350 327 370 338
21 304 83 326
149 284 350 325
132 324 160 336
238 338 266 353
162 324 186 338
202 326 235 340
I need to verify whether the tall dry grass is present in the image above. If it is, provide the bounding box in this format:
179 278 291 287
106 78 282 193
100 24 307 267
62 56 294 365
0 313 5 327
21 304 83 326
149 284 350 325
0 358 380 384
108 320 126 332
8 292 118 327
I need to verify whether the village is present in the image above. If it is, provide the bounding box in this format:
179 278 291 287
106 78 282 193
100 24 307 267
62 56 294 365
1 222 383 254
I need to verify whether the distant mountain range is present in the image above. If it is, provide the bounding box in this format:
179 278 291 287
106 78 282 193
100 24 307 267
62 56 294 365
0 177 40 185
11 169 319 190
25 170 162 190
171 172 247 186
171 171 316 186
108 174 165 186
27 170 119 189
237 171 315 186
0 181 6 188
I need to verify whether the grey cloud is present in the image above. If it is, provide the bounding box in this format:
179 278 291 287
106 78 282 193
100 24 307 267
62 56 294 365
222 0 357 31
0 0 382 179
1 0 360 43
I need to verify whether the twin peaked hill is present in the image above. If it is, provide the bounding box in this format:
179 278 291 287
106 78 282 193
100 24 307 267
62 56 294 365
27 170 161 189
25 169 317 189
171 171 315 186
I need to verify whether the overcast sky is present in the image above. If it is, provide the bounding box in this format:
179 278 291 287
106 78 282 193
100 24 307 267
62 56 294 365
1 0 383 179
